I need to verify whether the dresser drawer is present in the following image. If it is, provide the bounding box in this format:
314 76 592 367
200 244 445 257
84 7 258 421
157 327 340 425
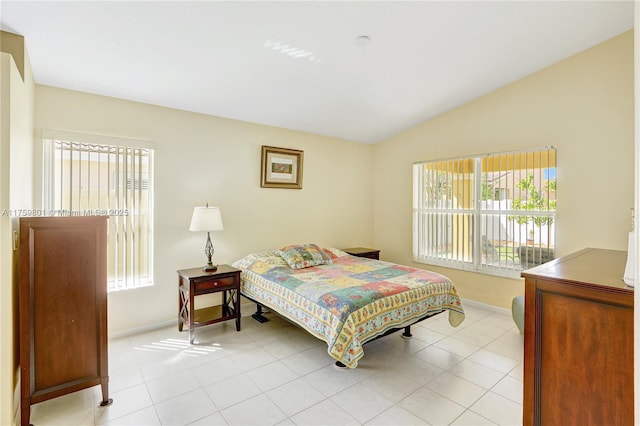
194 276 235 292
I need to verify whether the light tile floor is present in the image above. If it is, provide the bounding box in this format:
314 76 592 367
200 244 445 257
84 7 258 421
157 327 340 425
30 304 523 425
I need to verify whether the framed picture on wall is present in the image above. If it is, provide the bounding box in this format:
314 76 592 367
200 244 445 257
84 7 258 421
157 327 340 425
260 145 304 189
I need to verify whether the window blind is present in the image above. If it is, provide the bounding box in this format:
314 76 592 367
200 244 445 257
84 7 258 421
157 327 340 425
413 147 556 278
44 138 154 291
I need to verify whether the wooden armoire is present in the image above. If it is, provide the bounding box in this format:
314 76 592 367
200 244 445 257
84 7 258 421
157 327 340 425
19 216 112 426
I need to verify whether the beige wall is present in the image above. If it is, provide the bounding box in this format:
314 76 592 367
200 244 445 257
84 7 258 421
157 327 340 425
373 31 635 309
34 86 374 333
634 5 639 423
0 52 14 426
0 48 35 426
31 30 636 327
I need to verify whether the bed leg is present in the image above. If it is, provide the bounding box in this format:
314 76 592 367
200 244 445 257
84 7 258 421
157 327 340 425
401 326 412 338
251 303 270 323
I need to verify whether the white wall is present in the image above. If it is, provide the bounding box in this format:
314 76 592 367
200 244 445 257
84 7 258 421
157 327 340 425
372 31 635 309
34 86 374 333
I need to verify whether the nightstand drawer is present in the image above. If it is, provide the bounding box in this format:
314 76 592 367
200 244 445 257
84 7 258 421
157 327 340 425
359 252 379 259
194 276 235 292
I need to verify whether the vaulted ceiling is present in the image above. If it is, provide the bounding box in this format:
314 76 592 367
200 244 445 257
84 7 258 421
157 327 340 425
1 1 634 143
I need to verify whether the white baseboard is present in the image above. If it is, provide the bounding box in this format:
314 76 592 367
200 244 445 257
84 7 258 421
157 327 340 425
461 298 511 316
13 375 20 426
109 302 260 339
241 301 254 316
108 319 176 339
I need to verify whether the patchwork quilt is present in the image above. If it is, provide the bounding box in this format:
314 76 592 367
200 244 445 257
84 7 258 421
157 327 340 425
232 248 465 368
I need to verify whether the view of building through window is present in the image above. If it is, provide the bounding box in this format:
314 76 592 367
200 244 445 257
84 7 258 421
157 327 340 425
413 147 556 277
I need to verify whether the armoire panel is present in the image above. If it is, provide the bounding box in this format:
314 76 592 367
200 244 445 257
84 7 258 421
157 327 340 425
19 216 112 426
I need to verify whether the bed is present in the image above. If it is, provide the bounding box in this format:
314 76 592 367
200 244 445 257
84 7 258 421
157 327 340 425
232 244 465 368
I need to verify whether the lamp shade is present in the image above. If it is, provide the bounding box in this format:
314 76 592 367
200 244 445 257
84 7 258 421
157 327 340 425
189 206 224 232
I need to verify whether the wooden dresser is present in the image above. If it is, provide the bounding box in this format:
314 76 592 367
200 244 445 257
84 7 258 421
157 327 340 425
522 248 633 426
19 216 112 426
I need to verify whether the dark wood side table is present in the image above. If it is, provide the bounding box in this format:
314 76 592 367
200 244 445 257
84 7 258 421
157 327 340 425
177 264 241 344
342 247 380 260
521 248 633 426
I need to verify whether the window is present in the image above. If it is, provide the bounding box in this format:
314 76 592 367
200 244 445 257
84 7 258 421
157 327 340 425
413 147 556 278
43 133 154 291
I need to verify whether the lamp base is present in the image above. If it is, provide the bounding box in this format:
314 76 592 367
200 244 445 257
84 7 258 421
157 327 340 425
203 263 218 272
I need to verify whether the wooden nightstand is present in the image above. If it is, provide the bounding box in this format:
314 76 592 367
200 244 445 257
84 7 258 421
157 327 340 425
177 264 241 344
342 247 380 260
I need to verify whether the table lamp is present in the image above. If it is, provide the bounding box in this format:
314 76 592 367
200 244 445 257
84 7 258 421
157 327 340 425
189 204 224 271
